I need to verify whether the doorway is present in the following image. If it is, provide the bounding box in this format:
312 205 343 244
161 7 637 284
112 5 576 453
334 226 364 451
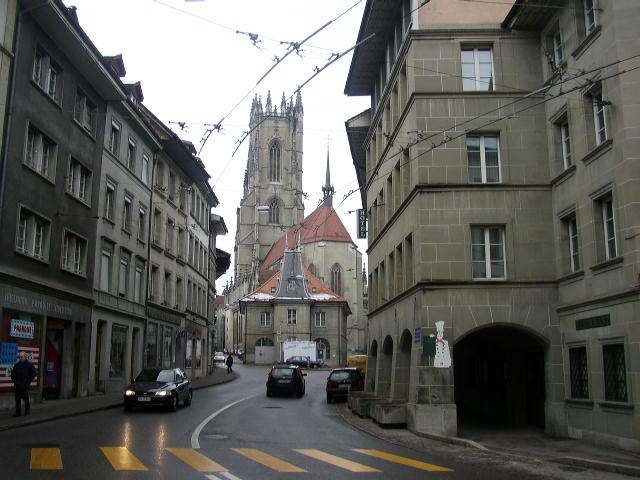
43 320 64 399
454 325 546 432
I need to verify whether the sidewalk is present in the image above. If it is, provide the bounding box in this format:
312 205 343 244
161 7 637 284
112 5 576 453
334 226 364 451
0 366 237 432
336 404 640 478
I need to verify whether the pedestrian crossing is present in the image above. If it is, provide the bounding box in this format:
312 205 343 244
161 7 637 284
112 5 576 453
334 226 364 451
26 446 453 475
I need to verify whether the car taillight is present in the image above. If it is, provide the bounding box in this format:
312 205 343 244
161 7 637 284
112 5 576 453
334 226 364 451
327 379 334 389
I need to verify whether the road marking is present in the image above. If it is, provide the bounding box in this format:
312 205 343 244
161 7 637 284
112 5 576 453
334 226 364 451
100 447 148 471
294 449 381 473
206 473 243 480
232 448 306 473
30 448 63 470
191 394 257 449
353 449 453 472
167 448 227 472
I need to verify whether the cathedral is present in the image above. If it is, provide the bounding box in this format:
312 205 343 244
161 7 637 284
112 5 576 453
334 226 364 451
223 92 367 364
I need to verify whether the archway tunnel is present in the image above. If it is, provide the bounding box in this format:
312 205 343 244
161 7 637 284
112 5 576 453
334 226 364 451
454 325 546 431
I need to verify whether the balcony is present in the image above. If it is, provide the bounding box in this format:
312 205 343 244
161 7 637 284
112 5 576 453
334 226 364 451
94 290 146 318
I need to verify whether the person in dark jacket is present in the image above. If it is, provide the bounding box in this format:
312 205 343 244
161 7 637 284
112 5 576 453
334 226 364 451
11 351 37 416
225 354 234 374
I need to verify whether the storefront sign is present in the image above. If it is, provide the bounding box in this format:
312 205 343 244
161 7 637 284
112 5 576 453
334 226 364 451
147 305 184 325
356 209 367 239
10 318 35 339
576 314 610 331
0 285 79 320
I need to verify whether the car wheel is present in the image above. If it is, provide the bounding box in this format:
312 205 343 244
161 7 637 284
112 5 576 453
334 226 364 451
169 393 178 412
184 390 192 407
326 393 332 404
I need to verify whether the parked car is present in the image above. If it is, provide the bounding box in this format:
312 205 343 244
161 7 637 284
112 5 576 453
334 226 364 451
213 352 226 363
124 368 192 411
266 364 306 397
285 356 311 368
309 357 325 369
326 367 364 403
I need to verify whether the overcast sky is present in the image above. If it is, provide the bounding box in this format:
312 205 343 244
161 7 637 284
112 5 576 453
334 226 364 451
64 0 370 292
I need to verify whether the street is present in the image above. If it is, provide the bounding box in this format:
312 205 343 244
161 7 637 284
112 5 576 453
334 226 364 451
0 364 628 480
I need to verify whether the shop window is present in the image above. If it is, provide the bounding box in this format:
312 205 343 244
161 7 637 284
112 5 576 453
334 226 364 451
0 312 42 393
162 327 173 369
603 343 627 402
109 325 127 378
569 346 589 399
146 322 158 367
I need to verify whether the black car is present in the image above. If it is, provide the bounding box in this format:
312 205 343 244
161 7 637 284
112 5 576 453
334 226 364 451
266 364 306 397
124 368 192 411
326 367 364 403
309 357 325 369
285 356 311 368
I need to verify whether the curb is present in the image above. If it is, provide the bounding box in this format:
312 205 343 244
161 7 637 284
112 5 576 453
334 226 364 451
336 403 640 478
0 372 237 432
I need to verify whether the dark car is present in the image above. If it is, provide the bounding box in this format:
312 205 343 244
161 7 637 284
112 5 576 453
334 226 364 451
266 364 306 397
285 356 311 368
326 367 364 403
124 368 192 411
309 357 325 369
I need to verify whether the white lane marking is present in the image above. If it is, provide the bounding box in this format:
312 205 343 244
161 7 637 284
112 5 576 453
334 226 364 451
191 394 257 449
220 472 244 480
205 475 222 480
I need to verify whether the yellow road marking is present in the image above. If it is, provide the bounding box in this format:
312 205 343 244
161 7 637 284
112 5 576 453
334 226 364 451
167 448 227 472
30 448 63 470
100 447 148 471
294 449 380 473
353 449 453 472
232 448 307 473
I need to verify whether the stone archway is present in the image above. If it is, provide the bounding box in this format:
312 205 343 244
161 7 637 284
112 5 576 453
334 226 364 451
394 329 412 401
378 335 393 396
454 324 547 432
367 340 378 392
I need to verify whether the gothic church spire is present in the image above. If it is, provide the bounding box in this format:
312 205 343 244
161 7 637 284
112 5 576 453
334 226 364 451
322 144 335 207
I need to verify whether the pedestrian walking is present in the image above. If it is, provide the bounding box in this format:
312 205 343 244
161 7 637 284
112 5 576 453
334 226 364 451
225 354 234 374
11 351 37 417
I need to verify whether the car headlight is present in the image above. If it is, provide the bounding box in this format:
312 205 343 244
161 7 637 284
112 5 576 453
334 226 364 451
125 390 136 396
155 390 170 396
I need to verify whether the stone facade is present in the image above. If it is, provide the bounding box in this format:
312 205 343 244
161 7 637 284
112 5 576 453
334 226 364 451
0 0 17 167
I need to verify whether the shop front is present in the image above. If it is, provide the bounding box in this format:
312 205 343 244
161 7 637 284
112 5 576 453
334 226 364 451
185 315 208 379
0 283 92 410
145 304 184 371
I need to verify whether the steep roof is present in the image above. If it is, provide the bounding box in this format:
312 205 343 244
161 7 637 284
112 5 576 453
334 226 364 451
260 205 353 273
242 268 349 310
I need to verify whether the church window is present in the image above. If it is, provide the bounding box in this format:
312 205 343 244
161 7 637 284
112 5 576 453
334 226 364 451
268 198 280 224
330 263 342 296
269 141 281 182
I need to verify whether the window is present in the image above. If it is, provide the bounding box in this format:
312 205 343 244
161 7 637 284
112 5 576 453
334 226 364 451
165 218 174 252
584 0 598 35
25 124 56 180
138 205 147 241
127 138 136 171
598 194 617 260
467 135 500 183
73 90 97 135
33 49 45 87
110 325 128 378
260 312 271 327
287 309 297 325
146 322 158 367
153 209 162 245
118 251 130 297
169 172 176 201
134 264 144 303
141 153 150 185
104 181 116 221
62 230 87 276
288 278 296 291
163 271 171 306
560 122 572 169
176 228 184 259
66 158 91 204
176 277 183 309
122 194 133 232
108 119 121 156
461 48 494 91
16 206 50 261
592 91 608 146
150 265 159 301
268 198 280 224
268 141 281 181
553 30 564 66
33 48 61 102
100 248 112 292
603 343 627 402
256 337 274 347
156 162 165 189
569 346 589 399
314 311 326 328
564 215 581 272
330 264 342 296
471 226 505 279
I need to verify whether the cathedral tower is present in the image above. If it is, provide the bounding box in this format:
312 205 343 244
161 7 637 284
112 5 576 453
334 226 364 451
234 91 305 288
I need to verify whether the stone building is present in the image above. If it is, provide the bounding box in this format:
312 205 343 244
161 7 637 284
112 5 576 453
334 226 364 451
239 243 350 366
89 76 160 394
0 0 123 405
345 0 640 452
0 0 17 165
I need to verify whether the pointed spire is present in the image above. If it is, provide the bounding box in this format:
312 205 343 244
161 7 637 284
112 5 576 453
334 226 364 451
322 143 335 207
288 98 294 116
256 95 263 116
295 90 303 114
281 92 287 114
265 90 272 114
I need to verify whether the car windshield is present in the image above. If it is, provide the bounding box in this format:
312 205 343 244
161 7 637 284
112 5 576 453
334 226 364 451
273 368 293 377
330 371 351 381
215 352 224 356
134 369 174 382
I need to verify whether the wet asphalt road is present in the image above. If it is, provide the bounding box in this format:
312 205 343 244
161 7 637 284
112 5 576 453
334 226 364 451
0 364 626 480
